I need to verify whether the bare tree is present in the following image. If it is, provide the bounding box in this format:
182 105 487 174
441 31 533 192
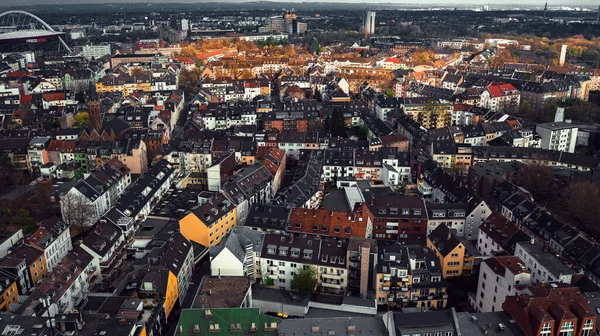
60 192 94 230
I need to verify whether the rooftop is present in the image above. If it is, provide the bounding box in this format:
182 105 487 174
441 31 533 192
193 276 250 309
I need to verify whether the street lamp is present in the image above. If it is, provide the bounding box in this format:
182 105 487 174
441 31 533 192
38 295 55 336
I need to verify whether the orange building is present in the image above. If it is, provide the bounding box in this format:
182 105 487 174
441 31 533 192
0 279 18 312
179 193 237 247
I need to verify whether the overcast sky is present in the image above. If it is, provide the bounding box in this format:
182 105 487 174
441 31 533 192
1 0 598 8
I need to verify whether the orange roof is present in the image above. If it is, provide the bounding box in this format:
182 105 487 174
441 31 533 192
20 95 32 103
384 57 401 64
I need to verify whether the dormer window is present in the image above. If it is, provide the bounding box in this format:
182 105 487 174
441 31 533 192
267 245 276 255
413 209 422 216
390 208 398 215
303 249 313 259
402 209 410 215
291 248 300 258
279 247 289 256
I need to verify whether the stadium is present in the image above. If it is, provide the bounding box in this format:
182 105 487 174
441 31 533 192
0 10 71 54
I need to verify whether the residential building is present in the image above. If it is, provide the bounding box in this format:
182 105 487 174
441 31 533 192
536 122 578 153
347 238 377 299
385 310 460 336
0 278 18 312
479 82 520 113
148 232 195 301
0 245 47 295
473 256 531 313
26 218 72 272
104 159 175 237
427 224 475 278
139 268 179 319
79 220 126 283
502 284 596 336
0 230 24 259
287 205 373 239
179 193 237 247
18 247 94 316
210 226 265 282
514 242 574 284
425 203 468 237
82 44 111 60
60 158 132 226
192 276 252 309
175 308 279 335
280 316 385 335
477 212 530 256
375 245 448 309
260 233 347 293
366 195 428 241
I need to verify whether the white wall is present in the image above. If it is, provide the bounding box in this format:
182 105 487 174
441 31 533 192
211 248 244 277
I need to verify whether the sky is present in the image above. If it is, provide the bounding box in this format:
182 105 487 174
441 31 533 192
0 0 598 8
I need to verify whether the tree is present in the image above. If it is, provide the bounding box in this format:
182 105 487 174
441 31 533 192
324 107 347 137
73 112 90 129
510 163 554 201
291 267 317 293
560 182 600 227
130 67 145 77
60 192 93 230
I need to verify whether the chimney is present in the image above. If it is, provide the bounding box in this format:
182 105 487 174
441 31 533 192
370 194 375 206
448 230 452 240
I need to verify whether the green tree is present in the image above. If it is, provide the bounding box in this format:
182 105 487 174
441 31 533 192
73 112 90 129
291 267 317 293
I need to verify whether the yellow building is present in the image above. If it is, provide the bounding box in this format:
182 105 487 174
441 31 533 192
375 245 448 309
179 193 237 247
0 279 18 312
95 76 152 96
427 224 475 278
139 269 179 319
403 100 452 130
28 248 47 285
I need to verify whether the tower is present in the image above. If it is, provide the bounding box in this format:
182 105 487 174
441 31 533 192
543 1 547 20
363 9 376 37
559 44 567 67
88 101 102 133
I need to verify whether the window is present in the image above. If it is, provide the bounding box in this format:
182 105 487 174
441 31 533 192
559 321 574 336
451 253 459 258
582 319 594 336
540 323 552 336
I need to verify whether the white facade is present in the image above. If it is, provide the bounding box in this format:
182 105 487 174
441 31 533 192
474 257 530 313
515 242 573 284
46 227 72 272
0 230 24 259
476 227 505 256
465 198 491 240
536 123 578 153
82 45 111 60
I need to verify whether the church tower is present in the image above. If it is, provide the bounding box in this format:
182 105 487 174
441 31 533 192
88 101 102 133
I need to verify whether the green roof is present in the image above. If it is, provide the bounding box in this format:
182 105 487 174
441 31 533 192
175 308 280 335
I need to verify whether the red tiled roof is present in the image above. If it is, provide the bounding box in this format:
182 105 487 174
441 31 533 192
487 82 519 98
287 204 370 239
502 284 596 336
42 92 66 101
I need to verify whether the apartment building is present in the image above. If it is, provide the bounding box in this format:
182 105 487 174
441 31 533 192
473 256 530 313
427 224 475 278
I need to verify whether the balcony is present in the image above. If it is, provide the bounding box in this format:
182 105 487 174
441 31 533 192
100 241 126 269
268 266 279 272
322 273 344 280
321 281 342 289
381 286 390 291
